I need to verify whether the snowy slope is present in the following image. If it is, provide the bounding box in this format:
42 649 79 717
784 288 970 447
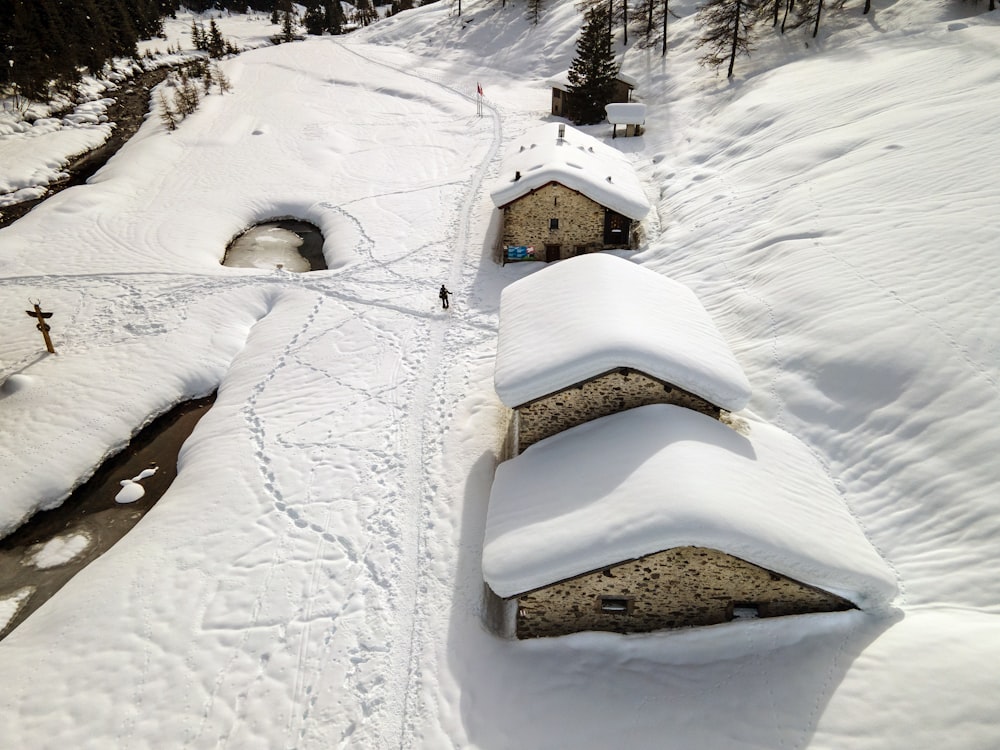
1 0 999 748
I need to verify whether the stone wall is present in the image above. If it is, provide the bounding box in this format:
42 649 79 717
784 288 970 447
513 546 854 639
501 183 628 261
515 368 721 453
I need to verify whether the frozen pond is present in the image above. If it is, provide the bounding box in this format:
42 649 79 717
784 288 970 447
0 395 214 640
222 219 327 272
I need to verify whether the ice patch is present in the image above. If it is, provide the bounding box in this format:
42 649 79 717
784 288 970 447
29 532 92 569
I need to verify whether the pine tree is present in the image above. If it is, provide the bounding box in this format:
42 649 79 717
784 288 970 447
215 64 232 94
279 2 297 41
566 4 619 125
158 89 179 130
191 19 205 49
324 0 345 33
208 19 225 55
354 0 379 26
303 2 327 34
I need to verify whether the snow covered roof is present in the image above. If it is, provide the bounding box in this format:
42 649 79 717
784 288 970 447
605 103 647 125
489 122 651 220
493 253 752 410
547 69 636 91
483 405 899 607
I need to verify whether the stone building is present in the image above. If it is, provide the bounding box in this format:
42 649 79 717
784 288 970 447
482 405 899 639
489 123 650 263
549 70 636 121
493 253 752 454
513 546 855 639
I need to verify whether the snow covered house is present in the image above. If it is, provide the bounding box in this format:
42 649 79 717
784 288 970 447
490 123 650 263
606 102 646 138
548 70 636 121
483 405 899 639
494 253 752 453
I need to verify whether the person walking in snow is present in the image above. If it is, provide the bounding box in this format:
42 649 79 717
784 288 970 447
439 284 452 309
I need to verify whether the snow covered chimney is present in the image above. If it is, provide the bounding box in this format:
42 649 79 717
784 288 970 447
558 124 566 141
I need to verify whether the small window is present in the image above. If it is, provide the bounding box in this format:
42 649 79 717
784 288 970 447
731 603 760 620
599 596 631 615
549 218 559 230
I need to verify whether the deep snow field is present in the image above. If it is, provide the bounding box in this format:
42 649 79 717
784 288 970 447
1 1 999 747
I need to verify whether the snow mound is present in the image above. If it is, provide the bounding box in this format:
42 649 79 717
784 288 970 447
484 404 897 607
494 253 752 410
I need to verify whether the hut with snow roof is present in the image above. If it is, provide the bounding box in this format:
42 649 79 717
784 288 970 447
494 253 751 454
549 70 636 122
483 405 898 639
606 102 646 138
490 123 650 263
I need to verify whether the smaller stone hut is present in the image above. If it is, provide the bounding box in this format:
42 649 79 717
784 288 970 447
549 70 636 121
490 123 650 262
494 253 752 454
482 405 899 639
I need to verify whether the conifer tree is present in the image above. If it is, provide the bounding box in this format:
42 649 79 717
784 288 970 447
696 0 758 78
207 19 225 55
304 2 327 34
192 19 205 49
354 0 379 26
215 64 233 93
280 3 297 41
566 4 619 125
158 89 179 130
324 0 345 33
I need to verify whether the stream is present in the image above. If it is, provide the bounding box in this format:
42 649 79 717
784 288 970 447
0 394 215 640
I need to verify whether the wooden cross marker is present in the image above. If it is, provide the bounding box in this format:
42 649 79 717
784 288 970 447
25 301 56 354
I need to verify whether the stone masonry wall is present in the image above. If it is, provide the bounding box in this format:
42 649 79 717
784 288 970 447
516 368 721 453
514 546 854 639
502 183 613 260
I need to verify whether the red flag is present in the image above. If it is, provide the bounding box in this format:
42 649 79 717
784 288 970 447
477 82 483 97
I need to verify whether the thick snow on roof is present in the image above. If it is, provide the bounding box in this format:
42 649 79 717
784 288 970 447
606 103 647 124
547 70 636 91
493 253 752 409
489 122 651 220
483 404 898 606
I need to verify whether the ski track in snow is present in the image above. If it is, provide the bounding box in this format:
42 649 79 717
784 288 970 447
89 43 508 749
332 41 504 750
0 41 502 748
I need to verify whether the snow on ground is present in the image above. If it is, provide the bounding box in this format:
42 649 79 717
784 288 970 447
0 9 282 208
1 0 999 747
28 532 93 569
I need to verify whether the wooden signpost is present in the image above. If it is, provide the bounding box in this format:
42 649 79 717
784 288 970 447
25 301 56 354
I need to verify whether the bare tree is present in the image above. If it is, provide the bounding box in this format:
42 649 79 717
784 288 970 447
527 0 544 24
697 0 759 78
